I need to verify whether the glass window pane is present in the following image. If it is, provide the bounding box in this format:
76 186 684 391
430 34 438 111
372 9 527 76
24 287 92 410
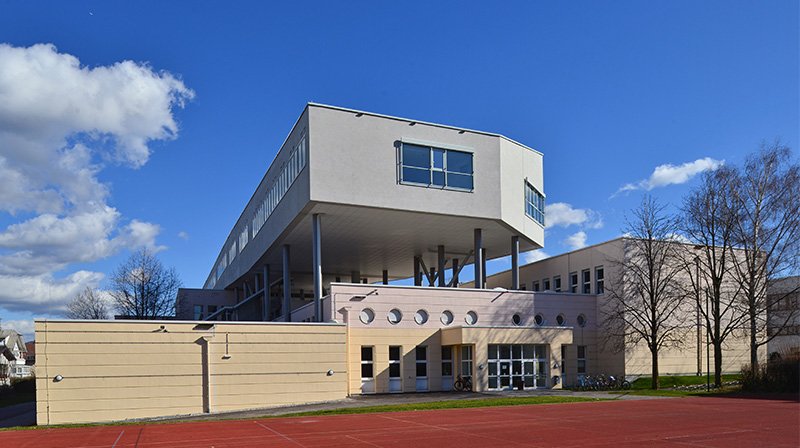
389 363 400 378
361 346 373 361
512 345 522 359
441 346 452 360
488 344 498 360
416 363 427 377
512 361 522 375
500 345 511 359
403 144 430 168
489 377 498 389
432 149 445 169
523 345 534 359
447 173 473 190
361 364 373 378
489 363 497 375
402 167 430 185
442 362 452 376
500 376 510 387
447 151 472 173
432 170 445 186
390 346 400 361
416 346 427 360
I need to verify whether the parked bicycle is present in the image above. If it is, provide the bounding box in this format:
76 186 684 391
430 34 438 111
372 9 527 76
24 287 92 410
576 374 630 391
453 375 473 392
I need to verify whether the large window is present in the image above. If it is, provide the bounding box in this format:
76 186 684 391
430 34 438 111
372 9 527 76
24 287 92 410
582 269 591 294
570 272 578 293
525 182 545 226
487 344 548 390
400 143 474 190
577 345 587 374
595 266 605 294
553 275 562 292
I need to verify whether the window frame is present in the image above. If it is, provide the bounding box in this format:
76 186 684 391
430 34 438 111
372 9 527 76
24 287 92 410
595 266 605 294
399 142 474 192
582 269 591 294
569 272 578 293
524 181 546 226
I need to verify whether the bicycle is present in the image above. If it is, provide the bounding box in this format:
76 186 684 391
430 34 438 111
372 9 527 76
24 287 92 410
453 375 473 392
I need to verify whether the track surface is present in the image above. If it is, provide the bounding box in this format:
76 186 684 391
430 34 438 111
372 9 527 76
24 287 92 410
1 396 798 447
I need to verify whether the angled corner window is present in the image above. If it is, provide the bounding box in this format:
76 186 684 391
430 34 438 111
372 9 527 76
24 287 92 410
400 143 473 191
525 182 545 226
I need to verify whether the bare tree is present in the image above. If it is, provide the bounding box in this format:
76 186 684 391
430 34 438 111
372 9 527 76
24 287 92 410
602 196 689 389
65 287 110 319
728 142 800 369
110 249 182 319
681 167 747 387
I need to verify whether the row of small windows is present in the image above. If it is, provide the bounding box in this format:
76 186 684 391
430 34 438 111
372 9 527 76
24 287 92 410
359 308 478 326
533 313 587 327
531 266 604 295
206 135 307 288
525 181 545 226
399 143 474 191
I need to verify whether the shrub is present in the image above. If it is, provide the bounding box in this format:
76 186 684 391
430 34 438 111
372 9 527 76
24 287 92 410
741 352 800 393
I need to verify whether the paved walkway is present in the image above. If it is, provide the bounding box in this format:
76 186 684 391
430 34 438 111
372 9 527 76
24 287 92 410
1 396 798 447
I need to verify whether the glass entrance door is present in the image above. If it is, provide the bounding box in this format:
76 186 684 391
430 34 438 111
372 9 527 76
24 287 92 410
488 344 547 390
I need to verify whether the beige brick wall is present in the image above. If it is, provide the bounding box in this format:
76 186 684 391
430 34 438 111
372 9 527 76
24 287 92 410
35 320 348 425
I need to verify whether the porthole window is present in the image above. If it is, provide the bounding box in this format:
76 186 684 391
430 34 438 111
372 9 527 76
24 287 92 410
577 314 587 327
440 310 454 325
512 314 522 326
414 309 429 325
534 314 544 326
359 308 375 325
556 314 565 326
465 311 478 325
388 308 403 324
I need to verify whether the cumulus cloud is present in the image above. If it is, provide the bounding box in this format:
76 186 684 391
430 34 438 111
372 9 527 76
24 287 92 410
545 203 603 229
565 231 588 250
614 157 724 197
0 43 193 314
524 250 550 264
177 231 189 241
1 319 35 340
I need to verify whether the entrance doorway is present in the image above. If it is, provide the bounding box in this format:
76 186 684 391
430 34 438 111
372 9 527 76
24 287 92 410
487 344 547 390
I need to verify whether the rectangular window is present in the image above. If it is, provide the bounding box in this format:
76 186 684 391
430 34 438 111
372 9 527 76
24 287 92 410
553 276 562 292
389 346 401 379
524 182 546 226
415 346 428 378
360 346 374 379
400 143 474 191
441 346 453 377
193 305 203 320
461 345 473 381
595 266 605 294
543 278 551 291
577 345 587 374
570 272 578 293
532 281 540 292
207 305 218 314
582 269 591 294
561 345 567 377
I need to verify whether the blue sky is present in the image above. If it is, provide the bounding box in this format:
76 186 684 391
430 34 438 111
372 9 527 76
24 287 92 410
0 1 797 339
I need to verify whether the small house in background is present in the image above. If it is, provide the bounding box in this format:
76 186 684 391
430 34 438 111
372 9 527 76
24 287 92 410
25 340 35 366
0 329 33 384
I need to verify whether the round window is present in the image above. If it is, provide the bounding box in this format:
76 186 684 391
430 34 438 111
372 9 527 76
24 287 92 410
414 309 429 325
556 314 565 326
512 314 522 326
359 308 375 324
465 311 478 325
387 308 403 324
577 314 586 327
440 310 454 325
534 314 544 326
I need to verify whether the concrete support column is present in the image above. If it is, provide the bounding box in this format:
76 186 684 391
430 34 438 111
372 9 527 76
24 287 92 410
481 248 487 288
511 236 520 290
262 265 270 321
312 213 323 322
382 270 389 285
474 229 483 289
282 245 291 322
437 245 446 287
452 258 459 287
413 257 422 286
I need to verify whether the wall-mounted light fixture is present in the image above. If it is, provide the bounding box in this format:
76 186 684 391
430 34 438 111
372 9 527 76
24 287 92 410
53 375 63 382
327 369 334 376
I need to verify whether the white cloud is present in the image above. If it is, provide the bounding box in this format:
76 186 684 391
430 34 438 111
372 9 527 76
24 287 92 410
0 43 193 314
523 250 550 264
565 231 588 250
177 231 189 241
614 157 724 196
545 203 603 229
0 319 35 341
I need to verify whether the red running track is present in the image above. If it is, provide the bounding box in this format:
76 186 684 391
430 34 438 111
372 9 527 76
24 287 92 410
1 396 798 447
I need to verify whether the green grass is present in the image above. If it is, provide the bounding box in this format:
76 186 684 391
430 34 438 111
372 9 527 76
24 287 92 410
0 391 35 409
614 386 741 397
630 374 741 390
277 395 604 418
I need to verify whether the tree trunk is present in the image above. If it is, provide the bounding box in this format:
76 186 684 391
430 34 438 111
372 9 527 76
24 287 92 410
749 309 759 371
714 341 723 387
651 348 660 390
